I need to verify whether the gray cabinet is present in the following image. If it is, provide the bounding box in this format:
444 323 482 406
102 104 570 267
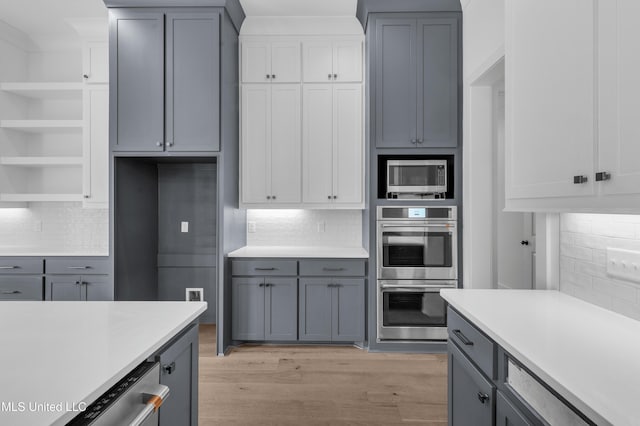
448 341 495 426
496 391 533 426
156 323 199 426
0 257 43 301
231 277 297 341
374 16 459 148
299 278 365 342
109 9 220 153
45 257 111 301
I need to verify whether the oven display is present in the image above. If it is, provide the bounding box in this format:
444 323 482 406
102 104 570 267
408 208 426 218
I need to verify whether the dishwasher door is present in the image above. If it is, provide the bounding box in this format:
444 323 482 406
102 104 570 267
69 362 169 426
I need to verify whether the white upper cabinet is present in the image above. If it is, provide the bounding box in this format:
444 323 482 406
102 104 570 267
83 87 109 208
241 41 301 83
598 0 640 196
303 40 362 83
82 42 109 84
505 0 640 212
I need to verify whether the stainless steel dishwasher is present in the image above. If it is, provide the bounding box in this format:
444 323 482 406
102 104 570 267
67 362 169 426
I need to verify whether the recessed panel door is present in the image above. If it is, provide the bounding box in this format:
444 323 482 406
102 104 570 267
271 85 301 203
302 85 333 204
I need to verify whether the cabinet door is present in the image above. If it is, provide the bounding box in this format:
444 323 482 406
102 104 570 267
299 278 333 341
83 41 109 84
0 277 42 301
333 41 362 82
271 85 301 203
375 19 418 148
265 278 298 341
506 1 596 199
496 391 534 426
333 84 363 206
232 278 265 340
166 13 220 152
448 342 495 426
84 275 112 301
241 41 271 83
158 323 198 426
271 42 301 83
241 85 271 204
303 85 334 204
83 87 109 209
110 10 164 151
332 279 364 342
417 18 458 147
303 41 334 83
47 277 83 301
598 0 640 195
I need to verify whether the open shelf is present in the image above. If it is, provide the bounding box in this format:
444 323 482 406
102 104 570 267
0 157 83 167
0 120 83 133
0 82 83 99
0 193 84 203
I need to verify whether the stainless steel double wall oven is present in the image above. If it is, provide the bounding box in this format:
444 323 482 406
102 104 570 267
377 206 458 341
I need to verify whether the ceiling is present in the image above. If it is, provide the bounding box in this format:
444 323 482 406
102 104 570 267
0 0 107 43
239 0 357 16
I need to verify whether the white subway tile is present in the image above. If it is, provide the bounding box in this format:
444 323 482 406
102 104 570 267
560 232 575 245
561 270 592 287
561 244 593 261
573 233 608 249
592 277 637 302
593 250 607 266
574 260 607 278
560 256 575 272
591 221 636 239
560 217 592 234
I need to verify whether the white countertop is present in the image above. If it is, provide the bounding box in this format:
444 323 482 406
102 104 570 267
440 289 640 426
0 301 206 426
0 252 108 257
228 245 369 258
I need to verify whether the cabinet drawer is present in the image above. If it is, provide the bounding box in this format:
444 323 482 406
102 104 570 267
448 307 496 378
0 277 43 300
0 257 43 275
299 260 365 277
231 260 297 276
45 257 109 275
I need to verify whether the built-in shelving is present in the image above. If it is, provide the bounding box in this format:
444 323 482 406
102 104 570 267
0 194 84 202
0 82 83 99
0 157 83 167
0 120 83 133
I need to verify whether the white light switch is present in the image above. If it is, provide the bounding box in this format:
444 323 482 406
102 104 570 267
317 222 326 233
606 248 640 283
181 221 189 233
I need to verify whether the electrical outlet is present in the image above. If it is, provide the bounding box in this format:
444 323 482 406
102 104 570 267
181 221 189 233
317 222 326 233
247 221 257 233
606 248 640 283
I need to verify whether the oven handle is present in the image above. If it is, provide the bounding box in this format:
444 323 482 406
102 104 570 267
128 384 170 426
381 223 454 228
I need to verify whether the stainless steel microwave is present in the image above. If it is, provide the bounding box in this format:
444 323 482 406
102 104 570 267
386 160 447 198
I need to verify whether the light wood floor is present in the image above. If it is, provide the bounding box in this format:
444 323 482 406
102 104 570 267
198 325 448 425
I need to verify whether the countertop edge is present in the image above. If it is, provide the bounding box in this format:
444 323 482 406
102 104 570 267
228 246 369 258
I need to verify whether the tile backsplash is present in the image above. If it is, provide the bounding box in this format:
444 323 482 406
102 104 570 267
560 213 640 321
0 203 108 254
246 209 363 247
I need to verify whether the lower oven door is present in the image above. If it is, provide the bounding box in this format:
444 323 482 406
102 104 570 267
377 280 456 341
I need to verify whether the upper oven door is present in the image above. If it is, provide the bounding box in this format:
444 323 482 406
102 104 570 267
377 222 457 280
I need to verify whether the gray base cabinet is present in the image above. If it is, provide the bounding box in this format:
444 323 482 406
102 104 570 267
155 323 199 426
231 277 297 341
0 276 43 301
46 276 111 301
496 391 533 426
299 278 365 342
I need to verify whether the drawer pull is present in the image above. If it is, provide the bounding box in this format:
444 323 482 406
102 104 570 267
264 283 273 287
1 290 21 295
322 267 345 272
67 266 90 270
0 266 18 270
477 392 489 404
452 329 474 346
254 267 276 271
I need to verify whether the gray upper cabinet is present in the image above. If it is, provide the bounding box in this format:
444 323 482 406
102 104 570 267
374 16 459 148
110 9 220 153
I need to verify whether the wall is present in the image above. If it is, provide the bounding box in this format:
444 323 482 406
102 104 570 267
560 213 640 321
246 209 362 247
0 202 108 254
462 0 505 79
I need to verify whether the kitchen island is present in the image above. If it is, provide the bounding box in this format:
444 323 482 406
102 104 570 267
441 289 640 426
0 301 206 425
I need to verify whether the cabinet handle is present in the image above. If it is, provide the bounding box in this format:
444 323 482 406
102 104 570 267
452 329 474 346
254 267 276 271
327 195 332 200
333 74 338 79
595 171 611 182
272 195 276 200
258 283 265 287
328 74 332 80
333 195 337 199
327 283 335 288
68 266 90 270
271 74 276 79
410 139 418 145
83 74 89 79
477 392 490 404
573 175 588 184
520 240 529 246
0 266 18 270
156 141 163 147
75 281 81 285
167 141 174 147
266 74 271 79
417 139 424 144
1 290 21 295
323 267 345 272
264 283 273 287
162 362 176 375
84 195 90 199
266 196 271 200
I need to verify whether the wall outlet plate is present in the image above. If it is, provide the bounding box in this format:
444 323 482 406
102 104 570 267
606 248 640 283
181 221 189 233
186 288 203 302
247 221 257 233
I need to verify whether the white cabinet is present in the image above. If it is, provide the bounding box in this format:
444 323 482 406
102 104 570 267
303 40 362 83
241 84 301 207
82 87 109 208
82 42 109 84
241 41 301 83
505 0 640 212
303 84 363 207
